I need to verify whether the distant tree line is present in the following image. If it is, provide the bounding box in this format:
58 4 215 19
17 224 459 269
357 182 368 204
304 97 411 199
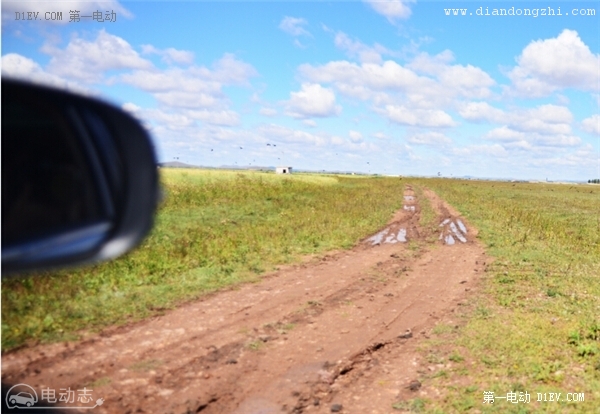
588 179 600 184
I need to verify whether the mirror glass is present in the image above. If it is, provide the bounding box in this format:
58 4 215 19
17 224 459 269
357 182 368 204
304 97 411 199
2 94 106 247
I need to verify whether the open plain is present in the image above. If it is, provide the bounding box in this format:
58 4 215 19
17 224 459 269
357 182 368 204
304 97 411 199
3 171 600 413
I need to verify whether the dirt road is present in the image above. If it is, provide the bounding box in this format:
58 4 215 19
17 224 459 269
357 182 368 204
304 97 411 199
2 187 488 413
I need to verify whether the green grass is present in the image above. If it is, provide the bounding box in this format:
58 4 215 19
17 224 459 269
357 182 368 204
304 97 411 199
3 173 599 412
392 398 427 412
2 169 406 350
413 186 438 239
410 179 600 413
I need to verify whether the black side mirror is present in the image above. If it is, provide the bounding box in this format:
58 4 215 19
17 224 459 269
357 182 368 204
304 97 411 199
2 79 159 276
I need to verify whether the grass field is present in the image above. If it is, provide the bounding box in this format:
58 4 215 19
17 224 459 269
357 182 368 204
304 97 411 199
2 170 599 412
2 169 407 349
410 178 600 413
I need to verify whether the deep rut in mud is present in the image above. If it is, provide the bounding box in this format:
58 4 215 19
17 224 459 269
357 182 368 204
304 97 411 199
2 187 488 414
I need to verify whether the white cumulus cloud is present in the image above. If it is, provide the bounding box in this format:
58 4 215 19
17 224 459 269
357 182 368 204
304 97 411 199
141 45 195 65
459 101 505 123
1 53 93 94
279 16 311 37
407 50 455 75
581 114 600 135
299 52 495 111
43 29 152 83
118 53 257 110
383 105 457 128
507 29 600 97
285 83 342 119
507 105 573 135
349 130 363 143
459 103 574 137
485 126 581 148
364 0 415 23
334 32 390 64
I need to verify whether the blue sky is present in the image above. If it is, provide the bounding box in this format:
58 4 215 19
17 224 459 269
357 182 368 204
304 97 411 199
2 1 599 180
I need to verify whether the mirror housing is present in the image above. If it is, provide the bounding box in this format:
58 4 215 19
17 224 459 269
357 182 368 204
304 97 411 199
2 79 159 276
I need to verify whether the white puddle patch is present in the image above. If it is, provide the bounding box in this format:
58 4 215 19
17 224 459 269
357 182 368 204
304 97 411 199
457 219 467 234
366 190 414 246
439 218 451 227
439 218 468 245
396 228 407 242
450 222 467 243
366 228 389 245
367 227 407 245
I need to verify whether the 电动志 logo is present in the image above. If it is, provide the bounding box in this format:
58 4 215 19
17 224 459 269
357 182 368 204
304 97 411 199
5 383 105 410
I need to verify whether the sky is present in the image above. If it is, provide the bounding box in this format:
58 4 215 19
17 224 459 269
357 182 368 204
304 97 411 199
2 0 600 180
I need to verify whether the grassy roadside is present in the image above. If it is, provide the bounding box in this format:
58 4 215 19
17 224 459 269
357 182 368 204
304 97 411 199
2 170 406 350
410 179 600 413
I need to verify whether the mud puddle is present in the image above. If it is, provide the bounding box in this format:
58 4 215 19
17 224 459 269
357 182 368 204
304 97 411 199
438 218 468 244
365 187 419 246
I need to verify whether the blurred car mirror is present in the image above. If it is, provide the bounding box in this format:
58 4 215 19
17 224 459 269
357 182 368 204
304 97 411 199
2 79 159 276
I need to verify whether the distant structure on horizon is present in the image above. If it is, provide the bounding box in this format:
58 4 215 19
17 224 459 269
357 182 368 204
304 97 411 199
276 166 292 174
